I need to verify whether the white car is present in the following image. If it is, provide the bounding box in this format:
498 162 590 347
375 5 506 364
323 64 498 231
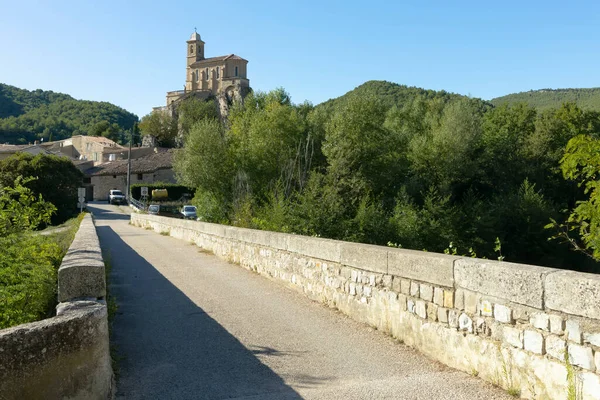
109 190 126 205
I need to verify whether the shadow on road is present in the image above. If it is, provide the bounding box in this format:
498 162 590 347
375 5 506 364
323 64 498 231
88 203 131 221
96 225 303 400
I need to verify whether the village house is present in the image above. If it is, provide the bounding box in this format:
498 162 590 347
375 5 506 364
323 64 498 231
84 149 175 201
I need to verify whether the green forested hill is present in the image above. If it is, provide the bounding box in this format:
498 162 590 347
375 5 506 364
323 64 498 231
491 88 600 111
0 83 138 144
317 80 491 112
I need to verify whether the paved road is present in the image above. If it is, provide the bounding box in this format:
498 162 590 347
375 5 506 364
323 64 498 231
90 203 511 400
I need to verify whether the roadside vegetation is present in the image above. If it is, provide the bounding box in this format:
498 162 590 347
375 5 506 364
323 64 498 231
171 81 600 272
0 177 84 329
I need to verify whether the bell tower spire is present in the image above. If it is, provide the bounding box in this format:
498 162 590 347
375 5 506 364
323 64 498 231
187 29 205 67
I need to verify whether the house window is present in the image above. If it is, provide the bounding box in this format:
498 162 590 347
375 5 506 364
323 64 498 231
83 177 91 184
113 175 116 179
195 69 199 82
216 66 220 79
93 152 98 161
206 68 209 80
137 173 143 180
235 66 238 77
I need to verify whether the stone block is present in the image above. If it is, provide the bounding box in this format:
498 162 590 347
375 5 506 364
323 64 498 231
454 258 553 308
455 288 465 310
433 287 444 306
545 270 600 320
410 281 419 297
448 310 459 328
420 284 433 302
387 247 455 287
57 215 105 302
549 315 564 334
566 319 582 344
416 300 427 319
568 343 595 371
391 276 401 293
475 317 488 335
494 304 512 324
340 243 387 273
398 294 407 311
443 290 454 309
458 313 473 333
400 279 411 295
438 307 449 323
524 330 545 354
503 326 523 348
581 372 600 400
531 313 550 331
287 235 341 263
546 335 566 361
407 299 416 314
0 301 112 400
382 275 392 289
595 351 600 372
480 300 493 317
583 332 600 347
427 304 438 321
464 290 480 315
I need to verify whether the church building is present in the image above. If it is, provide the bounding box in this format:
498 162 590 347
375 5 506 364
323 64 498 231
162 31 250 108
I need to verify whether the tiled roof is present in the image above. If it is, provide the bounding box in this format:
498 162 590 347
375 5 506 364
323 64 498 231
0 144 33 153
191 54 247 66
85 149 174 176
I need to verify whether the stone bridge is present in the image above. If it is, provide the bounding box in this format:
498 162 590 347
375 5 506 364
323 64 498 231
8 202 596 399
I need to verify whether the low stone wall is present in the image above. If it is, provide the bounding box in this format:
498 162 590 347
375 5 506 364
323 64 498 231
132 213 600 399
0 214 113 400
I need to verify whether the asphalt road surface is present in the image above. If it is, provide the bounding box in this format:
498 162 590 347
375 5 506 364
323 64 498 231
89 203 511 400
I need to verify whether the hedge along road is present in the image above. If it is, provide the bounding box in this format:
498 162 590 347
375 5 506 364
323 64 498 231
89 202 511 400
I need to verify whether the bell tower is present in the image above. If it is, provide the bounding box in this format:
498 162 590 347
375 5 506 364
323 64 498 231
187 30 205 67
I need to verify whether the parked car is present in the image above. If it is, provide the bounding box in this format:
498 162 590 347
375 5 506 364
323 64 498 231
180 205 197 220
109 189 126 205
147 204 160 215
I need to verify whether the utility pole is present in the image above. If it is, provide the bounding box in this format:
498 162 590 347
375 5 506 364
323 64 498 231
126 123 136 202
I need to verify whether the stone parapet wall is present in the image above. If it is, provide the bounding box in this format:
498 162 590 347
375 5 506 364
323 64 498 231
0 214 113 399
131 213 600 399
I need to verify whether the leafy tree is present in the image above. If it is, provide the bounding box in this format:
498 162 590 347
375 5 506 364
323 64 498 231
548 135 600 260
139 111 178 148
177 97 220 138
0 153 83 224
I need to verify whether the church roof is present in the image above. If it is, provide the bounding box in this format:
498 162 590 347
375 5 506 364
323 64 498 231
190 54 247 66
189 32 201 41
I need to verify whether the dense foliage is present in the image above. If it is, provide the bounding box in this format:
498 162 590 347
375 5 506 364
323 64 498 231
173 81 600 272
0 178 83 329
0 83 138 144
492 88 600 112
547 135 600 260
0 153 84 225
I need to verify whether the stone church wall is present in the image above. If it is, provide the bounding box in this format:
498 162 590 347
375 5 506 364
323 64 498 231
131 213 600 399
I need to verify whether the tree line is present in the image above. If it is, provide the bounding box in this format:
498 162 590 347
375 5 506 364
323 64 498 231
161 81 600 271
0 83 138 144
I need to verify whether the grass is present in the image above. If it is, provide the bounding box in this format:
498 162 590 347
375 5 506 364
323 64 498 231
0 213 85 329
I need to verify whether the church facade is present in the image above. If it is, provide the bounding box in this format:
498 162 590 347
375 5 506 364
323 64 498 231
162 32 250 109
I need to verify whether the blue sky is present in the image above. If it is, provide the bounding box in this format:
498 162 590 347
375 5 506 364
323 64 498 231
1 0 598 118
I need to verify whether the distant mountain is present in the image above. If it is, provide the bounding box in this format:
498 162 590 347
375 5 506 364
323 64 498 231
491 88 600 111
317 80 490 113
0 83 138 144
